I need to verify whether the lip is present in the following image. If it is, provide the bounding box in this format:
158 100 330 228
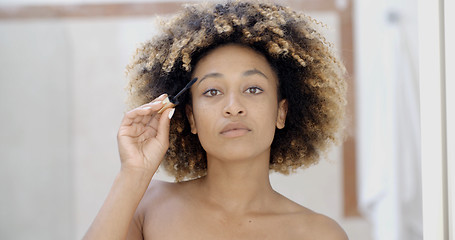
220 122 251 137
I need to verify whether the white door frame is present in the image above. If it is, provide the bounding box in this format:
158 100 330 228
418 0 453 239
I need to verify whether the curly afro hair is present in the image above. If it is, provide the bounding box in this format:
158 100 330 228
125 0 347 181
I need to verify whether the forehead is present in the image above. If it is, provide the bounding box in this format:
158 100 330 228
192 44 277 80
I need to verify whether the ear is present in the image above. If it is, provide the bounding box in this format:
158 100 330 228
276 99 288 129
185 104 197 134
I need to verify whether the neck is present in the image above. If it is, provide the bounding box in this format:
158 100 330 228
197 150 277 214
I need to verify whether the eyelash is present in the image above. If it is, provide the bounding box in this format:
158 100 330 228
202 86 264 97
245 86 264 94
203 89 222 97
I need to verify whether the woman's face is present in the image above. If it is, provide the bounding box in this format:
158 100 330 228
187 44 287 162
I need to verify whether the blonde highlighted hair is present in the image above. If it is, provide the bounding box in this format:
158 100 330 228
126 0 347 181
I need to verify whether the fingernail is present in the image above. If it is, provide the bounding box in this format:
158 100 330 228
143 106 152 110
168 108 175 119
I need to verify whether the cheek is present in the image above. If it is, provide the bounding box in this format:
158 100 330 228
192 103 217 133
253 99 279 122
259 108 279 134
192 106 221 154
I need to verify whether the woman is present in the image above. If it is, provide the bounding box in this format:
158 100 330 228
84 1 348 239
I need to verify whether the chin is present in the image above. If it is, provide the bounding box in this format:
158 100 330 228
205 143 271 163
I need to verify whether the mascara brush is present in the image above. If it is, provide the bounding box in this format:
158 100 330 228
158 77 198 114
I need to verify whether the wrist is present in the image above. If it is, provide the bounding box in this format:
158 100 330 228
118 166 154 188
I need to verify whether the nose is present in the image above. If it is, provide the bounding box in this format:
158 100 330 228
223 93 246 117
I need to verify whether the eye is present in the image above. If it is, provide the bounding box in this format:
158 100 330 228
245 86 263 95
203 88 222 97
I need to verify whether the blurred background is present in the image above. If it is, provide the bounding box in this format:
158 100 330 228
0 0 451 239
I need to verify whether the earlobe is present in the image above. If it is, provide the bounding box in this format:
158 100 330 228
185 105 197 134
276 99 288 129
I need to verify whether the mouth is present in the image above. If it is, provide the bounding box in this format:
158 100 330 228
220 123 251 138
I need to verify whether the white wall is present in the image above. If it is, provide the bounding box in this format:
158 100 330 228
0 21 74 239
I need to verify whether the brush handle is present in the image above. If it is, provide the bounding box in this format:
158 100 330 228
171 77 198 104
157 97 176 114
157 77 198 114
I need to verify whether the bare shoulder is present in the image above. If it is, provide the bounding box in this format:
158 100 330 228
292 207 348 240
145 179 179 199
128 180 178 238
137 179 181 210
298 211 348 240
137 178 199 213
276 195 348 240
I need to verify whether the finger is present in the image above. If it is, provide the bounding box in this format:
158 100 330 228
136 114 152 126
120 93 169 127
156 107 174 146
121 102 163 126
142 93 168 107
147 112 160 128
132 93 170 114
154 93 168 102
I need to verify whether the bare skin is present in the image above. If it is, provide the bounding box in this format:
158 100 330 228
84 45 348 240
128 179 347 240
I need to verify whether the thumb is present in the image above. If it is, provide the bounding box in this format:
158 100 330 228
156 108 174 146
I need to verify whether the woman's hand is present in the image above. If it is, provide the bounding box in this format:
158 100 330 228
117 94 175 175
83 94 174 240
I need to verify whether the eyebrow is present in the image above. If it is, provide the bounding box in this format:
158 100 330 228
197 72 223 85
196 69 269 86
243 69 269 79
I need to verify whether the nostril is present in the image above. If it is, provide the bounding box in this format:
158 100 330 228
223 100 246 116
